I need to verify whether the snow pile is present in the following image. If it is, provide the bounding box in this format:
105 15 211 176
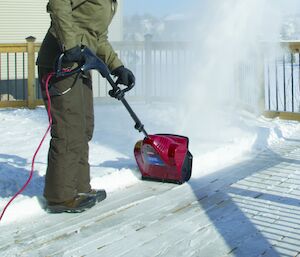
0 103 300 225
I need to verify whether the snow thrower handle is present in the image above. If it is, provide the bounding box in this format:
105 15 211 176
56 47 111 79
56 47 134 97
56 47 148 137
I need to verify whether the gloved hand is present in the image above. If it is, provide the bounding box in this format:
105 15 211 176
111 66 135 87
62 45 84 64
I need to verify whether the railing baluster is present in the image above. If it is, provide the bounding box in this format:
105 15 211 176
15 53 17 100
267 63 271 110
0 53 2 102
291 53 294 112
275 57 279 111
299 52 300 112
0 53 2 101
153 48 156 97
283 54 286 111
134 48 137 97
141 47 144 96
0 53 2 81
7 53 9 101
171 45 175 97
23 52 25 101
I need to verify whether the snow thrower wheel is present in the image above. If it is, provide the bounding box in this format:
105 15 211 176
182 150 193 182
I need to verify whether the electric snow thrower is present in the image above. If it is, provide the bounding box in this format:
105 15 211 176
57 47 193 184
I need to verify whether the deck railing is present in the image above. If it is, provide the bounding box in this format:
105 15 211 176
92 38 191 101
1 37 300 121
263 41 300 119
0 36 191 108
0 37 41 108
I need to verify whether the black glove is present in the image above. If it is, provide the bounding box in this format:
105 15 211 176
111 66 135 87
62 46 83 64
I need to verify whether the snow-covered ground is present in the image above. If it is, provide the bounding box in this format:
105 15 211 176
0 102 299 225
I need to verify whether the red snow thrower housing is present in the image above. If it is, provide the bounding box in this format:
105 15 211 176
135 135 192 184
56 47 193 184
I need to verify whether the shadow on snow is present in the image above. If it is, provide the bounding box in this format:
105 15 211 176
0 154 44 198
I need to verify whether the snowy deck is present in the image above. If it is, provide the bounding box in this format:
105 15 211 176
1 130 300 256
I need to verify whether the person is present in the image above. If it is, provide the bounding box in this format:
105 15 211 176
36 0 135 213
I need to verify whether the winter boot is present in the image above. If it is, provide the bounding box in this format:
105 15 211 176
79 189 107 203
46 195 96 213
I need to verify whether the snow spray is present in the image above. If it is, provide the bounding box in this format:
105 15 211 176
0 73 54 222
179 0 284 133
170 0 294 175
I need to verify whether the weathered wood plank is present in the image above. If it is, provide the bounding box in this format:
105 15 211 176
2 129 300 257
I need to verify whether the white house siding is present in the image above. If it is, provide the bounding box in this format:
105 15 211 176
0 0 49 43
0 0 123 43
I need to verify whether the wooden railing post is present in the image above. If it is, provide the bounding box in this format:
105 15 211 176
26 36 36 109
144 34 152 102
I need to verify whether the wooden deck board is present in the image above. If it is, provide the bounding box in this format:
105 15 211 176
2 132 300 257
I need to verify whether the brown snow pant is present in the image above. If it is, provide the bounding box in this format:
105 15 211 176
38 67 94 203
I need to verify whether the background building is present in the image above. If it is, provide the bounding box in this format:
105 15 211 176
0 0 123 43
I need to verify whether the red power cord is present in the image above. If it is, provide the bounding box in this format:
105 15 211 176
0 72 54 222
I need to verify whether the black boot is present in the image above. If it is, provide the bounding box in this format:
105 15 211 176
46 195 96 213
79 189 107 203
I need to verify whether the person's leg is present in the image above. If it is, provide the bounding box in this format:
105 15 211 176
76 72 94 193
76 72 107 203
39 68 87 203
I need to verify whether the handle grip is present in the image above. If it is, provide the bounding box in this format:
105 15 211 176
55 47 111 78
56 47 135 99
55 53 84 77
